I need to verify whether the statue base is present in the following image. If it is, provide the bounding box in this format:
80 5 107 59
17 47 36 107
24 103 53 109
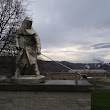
11 75 45 84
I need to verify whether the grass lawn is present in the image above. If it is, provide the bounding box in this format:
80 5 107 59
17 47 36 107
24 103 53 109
91 90 110 110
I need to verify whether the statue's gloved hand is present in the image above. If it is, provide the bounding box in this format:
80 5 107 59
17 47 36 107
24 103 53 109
16 47 22 51
36 51 41 55
36 48 41 55
16 47 19 50
37 52 41 55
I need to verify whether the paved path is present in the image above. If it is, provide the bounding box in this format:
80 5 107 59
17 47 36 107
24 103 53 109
0 91 91 110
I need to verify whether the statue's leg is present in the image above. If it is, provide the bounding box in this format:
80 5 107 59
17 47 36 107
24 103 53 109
14 64 20 77
20 64 28 75
33 64 40 76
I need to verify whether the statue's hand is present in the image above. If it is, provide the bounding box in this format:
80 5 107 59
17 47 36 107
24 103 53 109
16 47 19 50
37 53 41 55
16 47 22 50
36 51 41 55
19 47 22 50
36 49 41 54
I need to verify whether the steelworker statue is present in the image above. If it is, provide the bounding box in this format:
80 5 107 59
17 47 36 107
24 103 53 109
15 17 41 77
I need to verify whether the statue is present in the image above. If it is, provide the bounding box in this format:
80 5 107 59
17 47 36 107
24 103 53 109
15 17 41 77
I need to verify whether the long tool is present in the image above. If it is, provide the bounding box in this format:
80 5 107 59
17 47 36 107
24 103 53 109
41 53 80 75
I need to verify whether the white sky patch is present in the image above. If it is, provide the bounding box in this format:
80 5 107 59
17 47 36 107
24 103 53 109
41 45 96 62
41 46 80 61
40 41 110 63
104 55 110 62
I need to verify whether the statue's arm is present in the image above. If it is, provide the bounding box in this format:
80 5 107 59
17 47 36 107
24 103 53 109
34 33 41 54
16 35 20 50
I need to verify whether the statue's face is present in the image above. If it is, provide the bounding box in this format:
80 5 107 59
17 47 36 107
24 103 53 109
25 20 32 29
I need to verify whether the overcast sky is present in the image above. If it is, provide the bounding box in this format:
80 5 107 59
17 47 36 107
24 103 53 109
28 0 110 63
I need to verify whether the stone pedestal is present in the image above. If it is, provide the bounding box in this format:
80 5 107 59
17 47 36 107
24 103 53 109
11 75 45 84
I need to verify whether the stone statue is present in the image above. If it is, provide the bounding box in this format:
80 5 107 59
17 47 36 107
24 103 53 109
15 17 41 77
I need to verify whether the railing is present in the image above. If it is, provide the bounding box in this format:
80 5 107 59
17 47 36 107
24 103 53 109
41 54 80 84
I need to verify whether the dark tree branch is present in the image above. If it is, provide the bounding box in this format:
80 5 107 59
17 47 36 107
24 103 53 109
0 0 29 55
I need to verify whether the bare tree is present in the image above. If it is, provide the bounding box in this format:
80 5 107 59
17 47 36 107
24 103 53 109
0 0 28 55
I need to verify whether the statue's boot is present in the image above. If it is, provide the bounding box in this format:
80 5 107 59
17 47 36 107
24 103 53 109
33 64 40 76
14 66 20 77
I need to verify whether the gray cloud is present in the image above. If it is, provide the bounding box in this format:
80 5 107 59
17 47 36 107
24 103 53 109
28 0 110 62
93 43 110 49
32 0 110 28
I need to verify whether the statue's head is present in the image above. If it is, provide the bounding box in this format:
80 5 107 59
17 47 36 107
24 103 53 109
20 17 36 35
23 17 33 29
